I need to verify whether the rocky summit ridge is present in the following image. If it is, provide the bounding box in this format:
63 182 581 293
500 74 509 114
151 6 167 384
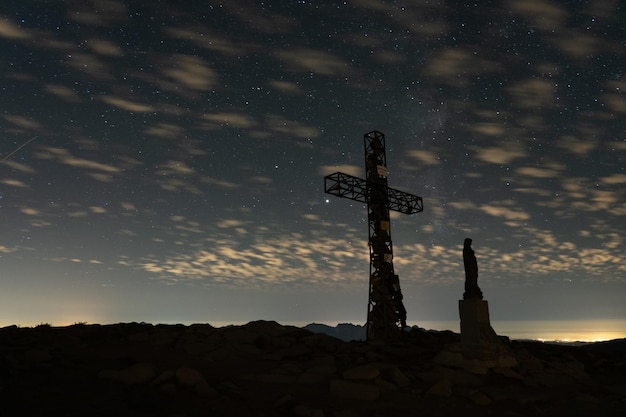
2 321 625 416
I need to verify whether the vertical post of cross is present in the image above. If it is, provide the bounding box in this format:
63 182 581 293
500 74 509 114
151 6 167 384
323 130 423 341
364 131 405 340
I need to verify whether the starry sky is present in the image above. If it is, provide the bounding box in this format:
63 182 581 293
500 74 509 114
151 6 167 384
1 1 625 329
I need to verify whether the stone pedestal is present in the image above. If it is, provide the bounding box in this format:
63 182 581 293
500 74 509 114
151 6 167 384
459 299 499 346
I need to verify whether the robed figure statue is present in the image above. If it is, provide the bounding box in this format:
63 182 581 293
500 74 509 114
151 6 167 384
463 238 483 300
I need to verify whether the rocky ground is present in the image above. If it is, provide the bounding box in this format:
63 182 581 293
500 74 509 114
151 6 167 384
2 321 625 416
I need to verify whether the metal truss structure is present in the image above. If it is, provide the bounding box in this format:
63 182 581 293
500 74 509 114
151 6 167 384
324 131 423 341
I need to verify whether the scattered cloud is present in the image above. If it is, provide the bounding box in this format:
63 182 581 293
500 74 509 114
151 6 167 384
1 179 29 188
0 16 33 39
44 84 82 103
276 48 355 76
100 96 155 112
407 150 441 166
318 165 361 177
268 80 304 94
203 112 258 129
473 144 527 164
159 54 219 92
35 147 120 173
86 38 124 56
479 204 531 221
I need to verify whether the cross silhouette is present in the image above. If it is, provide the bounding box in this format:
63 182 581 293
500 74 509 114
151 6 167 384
324 131 423 341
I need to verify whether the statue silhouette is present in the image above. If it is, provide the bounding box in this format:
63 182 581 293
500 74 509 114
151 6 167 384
463 238 483 300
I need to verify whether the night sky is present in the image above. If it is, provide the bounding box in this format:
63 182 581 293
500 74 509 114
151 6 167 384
1 1 625 329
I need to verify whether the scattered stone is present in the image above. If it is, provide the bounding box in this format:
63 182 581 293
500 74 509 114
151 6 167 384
375 378 398 392
606 384 626 396
493 366 523 380
332 411 363 417
417 366 482 387
21 348 52 364
275 344 314 359
99 362 157 385
298 372 327 385
470 391 492 405
388 366 411 387
293 404 326 417
524 370 575 388
434 344 517 374
241 373 298 384
274 394 296 409
194 381 218 397
433 350 465 369
169 367 218 397
303 333 340 351
426 380 453 397
342 364 380 380
160 382 177 394
175 367 206 386
330 379 380 401
549 359 586 380
306 364 336 376
152 369 176 386
220 328 257 346
128 330 151 342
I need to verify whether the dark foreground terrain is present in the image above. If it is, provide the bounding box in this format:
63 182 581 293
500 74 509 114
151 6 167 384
2 321 625 416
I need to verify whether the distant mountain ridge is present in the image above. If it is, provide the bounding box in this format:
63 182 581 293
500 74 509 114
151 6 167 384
581 337 626 353
302 323 626 350
303 323 366 341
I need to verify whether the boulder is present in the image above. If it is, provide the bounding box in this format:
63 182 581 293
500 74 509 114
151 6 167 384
174 367 218 397
175 367 206 386
426 380 453 397
99 362 157 385
241 373 298 384
388 366 411 387
298 372 327 385
293 404 326 417
21 348 52 364
330 380 380 401
342 364 380 380
194 381 218 397
434 344 517 374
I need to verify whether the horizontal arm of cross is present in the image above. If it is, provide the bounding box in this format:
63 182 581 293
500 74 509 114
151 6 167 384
324 172 423 215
